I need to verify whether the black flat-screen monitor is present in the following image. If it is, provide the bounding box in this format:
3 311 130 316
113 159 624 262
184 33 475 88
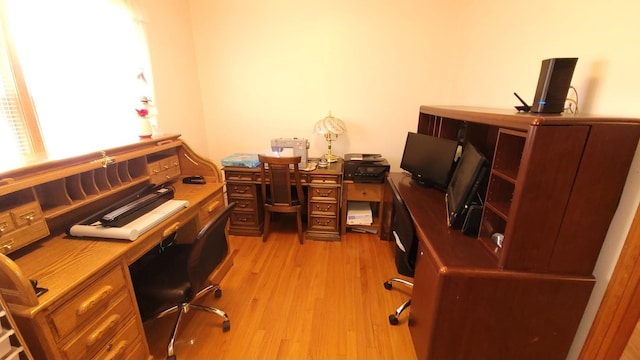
400 132 458 191
446 143 488 228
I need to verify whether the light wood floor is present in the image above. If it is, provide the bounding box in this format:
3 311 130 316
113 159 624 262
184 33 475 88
143 217 417 359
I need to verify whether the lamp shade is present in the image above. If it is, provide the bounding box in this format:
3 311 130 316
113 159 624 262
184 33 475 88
314 114 346 135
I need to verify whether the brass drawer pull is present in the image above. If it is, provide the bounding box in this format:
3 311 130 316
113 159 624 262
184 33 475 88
314 204 331 212
233 186 248 194
77 285 114 316
162 222 181 237
86 313 121 347
238 203 248 208
20 211 36 224
314 189 332 197
0 239 14 252
0 221 8 233
314 219 331 226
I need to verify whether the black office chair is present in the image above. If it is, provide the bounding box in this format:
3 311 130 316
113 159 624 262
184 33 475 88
258 154 305 244
131 202 236 360
383 184 417 325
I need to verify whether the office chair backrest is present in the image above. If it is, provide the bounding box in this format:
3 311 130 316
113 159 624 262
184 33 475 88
391 186 417 277
258 155 304 206
188 202 236 292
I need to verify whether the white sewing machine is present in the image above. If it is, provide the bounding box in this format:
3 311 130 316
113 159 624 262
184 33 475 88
271 138 309 168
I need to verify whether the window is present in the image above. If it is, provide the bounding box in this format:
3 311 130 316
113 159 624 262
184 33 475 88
0 0 153 173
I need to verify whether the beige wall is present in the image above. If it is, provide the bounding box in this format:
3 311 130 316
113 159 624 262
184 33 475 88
142 0 640 358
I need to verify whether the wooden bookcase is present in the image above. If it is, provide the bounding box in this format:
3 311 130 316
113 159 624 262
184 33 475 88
392 106 640 359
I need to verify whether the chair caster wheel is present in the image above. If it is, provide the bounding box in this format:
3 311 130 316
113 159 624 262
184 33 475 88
222 320 231 332
214 288 222 298
166 355 177 360
388 314 399 325
383 281 392 290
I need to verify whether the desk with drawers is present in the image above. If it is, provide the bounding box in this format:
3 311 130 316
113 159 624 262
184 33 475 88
0 135 227 359
224 161 343 241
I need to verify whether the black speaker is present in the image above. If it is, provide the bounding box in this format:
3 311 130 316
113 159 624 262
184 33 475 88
530 57 577 113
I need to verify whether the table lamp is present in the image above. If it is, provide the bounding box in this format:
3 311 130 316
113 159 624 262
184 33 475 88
314 112 346 163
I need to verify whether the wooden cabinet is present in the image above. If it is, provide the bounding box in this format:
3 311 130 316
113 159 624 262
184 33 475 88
392 106 640 359
341 181 386 238
307 172 342 240
224 160 343 240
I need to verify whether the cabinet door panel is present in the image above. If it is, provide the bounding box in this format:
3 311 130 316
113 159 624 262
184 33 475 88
408 241 441 360
501 125 588 271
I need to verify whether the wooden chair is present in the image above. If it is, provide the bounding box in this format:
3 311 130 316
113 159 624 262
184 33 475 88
258 154 305 244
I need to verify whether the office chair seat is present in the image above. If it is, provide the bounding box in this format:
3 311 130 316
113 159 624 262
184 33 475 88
132 203 236 360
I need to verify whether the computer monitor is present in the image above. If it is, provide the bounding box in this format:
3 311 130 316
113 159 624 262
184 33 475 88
400 132 458 191
445 142 488 228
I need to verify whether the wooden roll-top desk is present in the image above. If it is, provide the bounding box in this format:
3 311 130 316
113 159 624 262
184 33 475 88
0 134 227 359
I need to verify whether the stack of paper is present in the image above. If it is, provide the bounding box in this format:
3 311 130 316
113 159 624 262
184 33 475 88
347 201 373 225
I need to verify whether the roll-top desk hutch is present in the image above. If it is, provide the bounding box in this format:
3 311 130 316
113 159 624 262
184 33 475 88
0 135 227 359
386 106 640 359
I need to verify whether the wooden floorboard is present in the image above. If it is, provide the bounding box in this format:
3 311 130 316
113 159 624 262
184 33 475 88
143 218 417 359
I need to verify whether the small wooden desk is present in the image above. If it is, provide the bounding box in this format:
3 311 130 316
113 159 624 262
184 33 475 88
0 136 228 359
224 160 343 241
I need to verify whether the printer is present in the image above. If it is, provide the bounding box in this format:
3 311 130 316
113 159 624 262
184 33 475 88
344 153 390 183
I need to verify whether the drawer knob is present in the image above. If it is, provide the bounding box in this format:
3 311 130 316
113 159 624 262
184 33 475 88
77 285 114 316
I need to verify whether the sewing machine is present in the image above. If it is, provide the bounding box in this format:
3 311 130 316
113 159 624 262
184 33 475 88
271 138 309 168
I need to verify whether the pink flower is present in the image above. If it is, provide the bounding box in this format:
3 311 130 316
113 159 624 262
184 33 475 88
136 108 149 117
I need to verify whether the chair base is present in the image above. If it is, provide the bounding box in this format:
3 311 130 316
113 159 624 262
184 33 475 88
150 284 230 360
383 277 413 325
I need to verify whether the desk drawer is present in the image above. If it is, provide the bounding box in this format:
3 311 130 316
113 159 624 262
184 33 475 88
48 264 128 341
308 216 338 231
91 317 145 360
234 198 257 212
346 183 383 202
309 201 338 216
231 211 259 227
199 193 225 226
309 187 339 201
310 175 340 184
61 292 134 359
227 183 257 198
0 213 16 235
225 171 257 182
